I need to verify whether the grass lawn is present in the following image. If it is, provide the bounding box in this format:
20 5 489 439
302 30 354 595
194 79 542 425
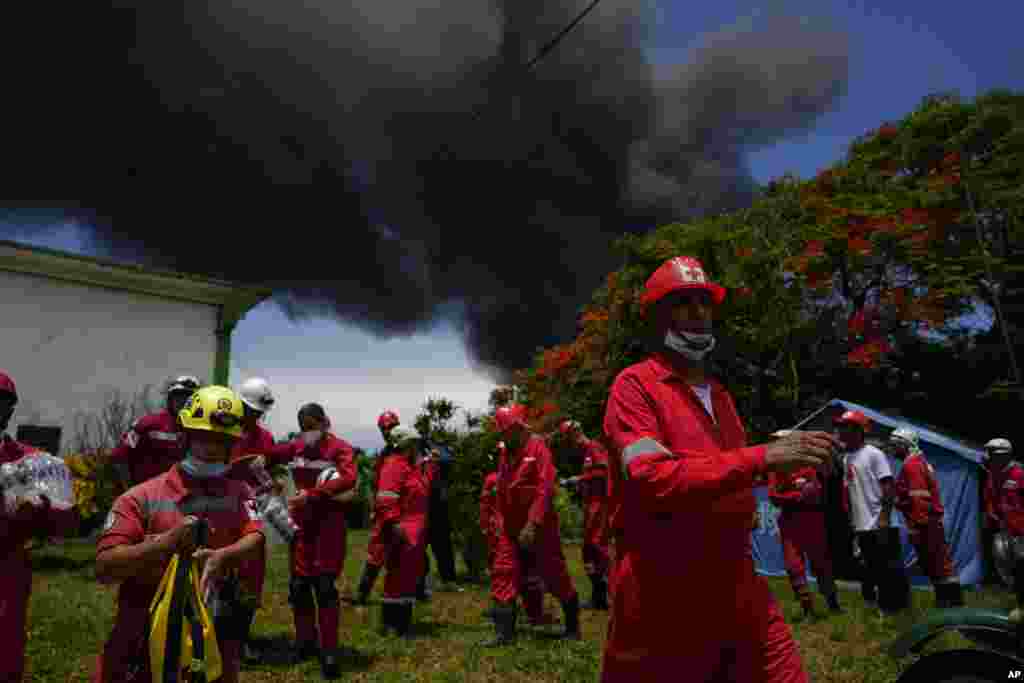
23 529 1014 682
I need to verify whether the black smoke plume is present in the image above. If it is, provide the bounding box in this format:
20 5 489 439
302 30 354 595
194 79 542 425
1 3 849 380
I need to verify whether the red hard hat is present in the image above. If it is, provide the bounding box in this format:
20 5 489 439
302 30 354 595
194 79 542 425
834 410 870 429
494 404 528 433
0 371 17 403
640 256 726 316
378 411 400 430
559 420 581 435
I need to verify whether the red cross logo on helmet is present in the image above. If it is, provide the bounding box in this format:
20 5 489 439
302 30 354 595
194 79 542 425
640 255 727 316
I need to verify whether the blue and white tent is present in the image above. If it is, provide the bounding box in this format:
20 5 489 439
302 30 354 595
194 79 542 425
751 399 987 587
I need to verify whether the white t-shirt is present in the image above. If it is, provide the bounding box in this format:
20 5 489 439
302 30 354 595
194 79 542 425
690 383 715 423
845 443 894 532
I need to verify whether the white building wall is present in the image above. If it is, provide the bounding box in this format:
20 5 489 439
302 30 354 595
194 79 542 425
1 269 218 450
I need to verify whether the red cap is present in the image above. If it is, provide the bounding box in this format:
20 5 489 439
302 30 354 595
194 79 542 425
0 371 17 402
834 410 870 429
377 411 400 430
640 256 727 316
494 405 528 433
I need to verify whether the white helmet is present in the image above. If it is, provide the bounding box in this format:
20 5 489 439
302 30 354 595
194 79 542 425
985 438 1013 453
890 426 920 450
238 377 275 413
388 425 420 449
166 375 201 395
317 466 339 487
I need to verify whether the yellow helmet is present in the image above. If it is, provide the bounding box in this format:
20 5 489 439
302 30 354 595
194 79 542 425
178 385 244 438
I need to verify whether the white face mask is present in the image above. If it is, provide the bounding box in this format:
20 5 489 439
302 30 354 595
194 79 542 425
302 430 322 446
664 328 717 362
182 442 230 478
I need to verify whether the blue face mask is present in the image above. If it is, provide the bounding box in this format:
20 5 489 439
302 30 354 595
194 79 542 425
181 443 230 479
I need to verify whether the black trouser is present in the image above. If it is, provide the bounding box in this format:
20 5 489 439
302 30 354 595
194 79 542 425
856 529 910 612
423 503 457 583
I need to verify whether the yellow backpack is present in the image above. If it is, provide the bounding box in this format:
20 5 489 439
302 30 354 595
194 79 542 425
147 552 223 683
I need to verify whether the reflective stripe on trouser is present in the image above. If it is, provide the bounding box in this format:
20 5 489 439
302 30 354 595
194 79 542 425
601 564 808 682
910 518 957 584
778 510 834 596
490 523 577 604
384 525 428 603
0 559 32 682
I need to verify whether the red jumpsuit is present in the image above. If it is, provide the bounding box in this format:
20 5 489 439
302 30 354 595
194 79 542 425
366 452 389 567
481 472 547 622
490 436 577 606
768 467 835 602
108 410 185 487
992 461 1024 537
894 452 956 583
601 353 808 682
265 433 356 652
1 437 79 682
579 438 611 577
93 464 264 683
229 424 276 607
376 451 432 603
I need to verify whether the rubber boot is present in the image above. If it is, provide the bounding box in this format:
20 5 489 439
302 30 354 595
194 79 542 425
585 575 609 610
483 604 518 646
240 607 261 664
320 650 341 680
379 603 398 636
394 602 414 639
560 596 581 640
946 582 964 608
292 609 319 662
825 591 844 614
416 573 432 602
356 563 382 605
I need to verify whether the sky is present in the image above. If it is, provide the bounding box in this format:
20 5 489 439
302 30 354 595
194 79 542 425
3 0 1020 450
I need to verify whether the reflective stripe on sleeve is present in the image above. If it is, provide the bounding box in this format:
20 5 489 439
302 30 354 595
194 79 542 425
908 490 932 498
150 431 181 442
377 491 400 499
621 437 674 476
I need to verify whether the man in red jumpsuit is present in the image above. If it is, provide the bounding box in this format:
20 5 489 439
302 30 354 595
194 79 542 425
93 385 265 683
264 402 356 679
372 425 432 636
355 410 400 605
480 449 553 626
108 375 199 489
487 404 580 645
984 438 1024 610
601 255 839 682
0 370 80 682
228 377 277 663
888 426 963 607
558 419 611 610
767 430 841 618
983 438 1012 584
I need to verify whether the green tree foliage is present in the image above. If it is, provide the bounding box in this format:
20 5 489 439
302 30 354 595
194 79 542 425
512 89 1024 444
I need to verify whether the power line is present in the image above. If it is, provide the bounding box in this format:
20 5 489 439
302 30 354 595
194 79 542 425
467 0 607 123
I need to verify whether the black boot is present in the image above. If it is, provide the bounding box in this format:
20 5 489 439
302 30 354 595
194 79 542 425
394 602 414 639
239 607 261 664
378 602 399 636
561 596 581 640
320 650 341 680
585 575 609 610
483 604 518 646
935 582 964 609
946 582 965 608
825 592 844 614
356 563 382 605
